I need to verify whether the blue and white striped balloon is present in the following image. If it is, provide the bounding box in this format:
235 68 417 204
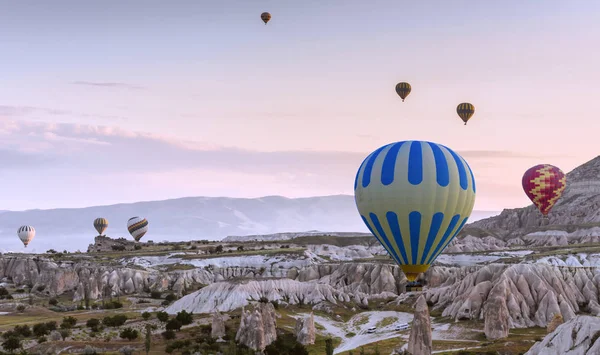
354 140 476 281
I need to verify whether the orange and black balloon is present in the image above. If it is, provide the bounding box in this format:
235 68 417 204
395 82 411 102
522 164 566 217
456 103 475 125
261 12 271 25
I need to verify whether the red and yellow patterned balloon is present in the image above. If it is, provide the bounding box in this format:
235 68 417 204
521 164 566 216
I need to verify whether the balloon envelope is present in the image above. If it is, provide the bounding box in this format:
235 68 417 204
261 12 271 24
17 225 36 247
395 82 411 102
127 217 148 242
522 164 566 216
456 103 475 125
354 140 476 281
94 218 109 236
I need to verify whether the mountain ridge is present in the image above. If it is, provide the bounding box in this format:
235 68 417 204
0 194 499 253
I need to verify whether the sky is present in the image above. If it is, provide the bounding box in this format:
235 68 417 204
0 0 599 212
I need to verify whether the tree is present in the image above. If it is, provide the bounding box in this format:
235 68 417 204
87 318 101 332
162 330 176 340
49 298 58 306
156 311 169 323
325 338 334 355
164 293 178 303
142 311 151 320
45 321 57 331
61 316 77 329
33 323 49 337
215 245 224 253
145 325 152 355
119 327 139 341
175 310 193 326
2 336 21 353
166 318 182 332
14 325 32 338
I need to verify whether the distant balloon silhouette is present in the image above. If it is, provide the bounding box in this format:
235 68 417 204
395 82 411 102
355 140 476 281
17 225 36 247
127 217 148 242
456 103 475 125
261 12 271 25
94 218 108 236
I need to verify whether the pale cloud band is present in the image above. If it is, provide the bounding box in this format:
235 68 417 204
0 116 552 211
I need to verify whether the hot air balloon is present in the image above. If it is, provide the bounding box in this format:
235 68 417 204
17 226 35 248
395 82 411 102
354 140 476 282
261 12 271 25
94 218 108 236
456 103 475 125
127 217 148 242
522 164 566 218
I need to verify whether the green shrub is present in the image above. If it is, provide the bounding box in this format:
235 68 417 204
119 327 139 341
162 330 176 340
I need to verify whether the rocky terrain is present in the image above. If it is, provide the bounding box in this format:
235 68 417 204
0 155 597 354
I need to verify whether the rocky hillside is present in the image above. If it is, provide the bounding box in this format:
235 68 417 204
467 155 600 239
525 315 600 354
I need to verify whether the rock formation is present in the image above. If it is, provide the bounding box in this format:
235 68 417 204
211 312 226 339
426 264 598 330
294 312 316 345
235 303 277 351
526 315 600 354
407 295 432 355
483 278 510 340
87 236 137 253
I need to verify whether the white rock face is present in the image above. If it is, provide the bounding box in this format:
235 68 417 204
165 279 361 314
295 312 316 345
526 315 600 355
211 312 227 339
306 244 387 261
427 264 600 329
446 235 507 253
235 303 277 351
407 295 432 355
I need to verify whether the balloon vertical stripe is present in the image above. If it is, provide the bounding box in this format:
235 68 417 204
407 141 423 185
370 213 405 265
428 143 450 187
447 148 468 190
421 212 444 264
425 214 461 265
385 212 410 265
361 215 399 262
381 142 406 185
361 146 387 188
408 211 422 264
428 217 469 264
